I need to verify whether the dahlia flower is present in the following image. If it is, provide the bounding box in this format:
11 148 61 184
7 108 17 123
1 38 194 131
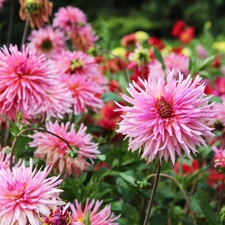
0 159 64 225
53 50 106 84
29 121 99 177
164 53 189 78
116 70 215 164
28 26 66 59
212 146 225 168
70 199 120 224
62 74 104 115
70 23 98 52
19 0 53 28
0 0 5 9
0 45 53 120
53 6 87 32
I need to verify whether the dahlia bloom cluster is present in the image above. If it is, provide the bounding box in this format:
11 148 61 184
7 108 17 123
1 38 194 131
28 26 66 59
29 121 100 177
116 70 215 164
0 159 64 225
0 45 73 121
53 6 97 52
53 50 106 115
70 199 120 224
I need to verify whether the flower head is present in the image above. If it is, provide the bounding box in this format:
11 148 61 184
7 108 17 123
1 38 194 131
212 146 225 168
19 0 53 28
70 199 120 225
28 26 66 59
0 159 64 225
53 6 87 32
116 70 215 164
0 45 55 121
29 121 99 177
171 20 186 37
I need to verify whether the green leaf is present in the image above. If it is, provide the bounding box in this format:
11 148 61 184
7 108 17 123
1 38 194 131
153 47 166 70
210 95 222 103
198 55 216 71
102 91 123 102
119 172 136 186
197 188 217 225
14 135 31 161
189 196 202 214
9 122 20 136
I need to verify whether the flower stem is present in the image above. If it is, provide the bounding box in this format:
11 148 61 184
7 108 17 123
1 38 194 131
143 159 161 225
9 127 74 170
20 13 30 49
217 174 225 216
6 0 15 47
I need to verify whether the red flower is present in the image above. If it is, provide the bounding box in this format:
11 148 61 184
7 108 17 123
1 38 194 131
214 77 225 96
121 33 137 47
95 162 110 171
212 55 222 68
148 37 165 50
179 27 195 44
174 159 199 175
208 170 224 190
171 46 183 54
171 20 186 37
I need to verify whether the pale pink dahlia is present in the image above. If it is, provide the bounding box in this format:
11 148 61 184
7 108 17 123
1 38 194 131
0 159 64 225
28 26 66 59
29 121 100 177
116 70 215 164
164 53 189 78
53 50 106 84
0 45 53 121
61 74 104 115
53 6 87 33
212 146 225 168
70 199 120 225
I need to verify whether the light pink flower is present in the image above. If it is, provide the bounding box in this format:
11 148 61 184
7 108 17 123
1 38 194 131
0 45 53 121
212 146 225 168
164 53 189 78
116 70 215 164
53 6 87 33
53 50 106 84
196 44 208 59
0 159 64 225
28 26 66 59
70 199 120 225
62 74 104 115
29 121 99 177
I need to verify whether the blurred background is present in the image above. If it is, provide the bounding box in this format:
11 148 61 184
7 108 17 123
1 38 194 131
0 0 225 46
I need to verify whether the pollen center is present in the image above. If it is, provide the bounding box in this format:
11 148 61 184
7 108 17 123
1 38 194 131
70 59 83 73
157 96 173 119
41 39 53 52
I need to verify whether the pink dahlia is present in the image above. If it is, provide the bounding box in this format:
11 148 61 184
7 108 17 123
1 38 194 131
28 26 66 59
53 50 106 84
62 74 104 115
70 23 98 52
70 199 120 224
29 121 100 177
116 70 215 164
0 45 54 121
212 146 225 168
53 6 87 33
164 53 189 78
0 0 5 8
0 159 64 225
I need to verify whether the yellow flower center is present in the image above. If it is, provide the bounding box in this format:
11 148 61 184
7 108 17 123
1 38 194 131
157 97 173 119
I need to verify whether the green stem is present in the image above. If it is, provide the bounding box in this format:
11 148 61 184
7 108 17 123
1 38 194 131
217 174 225 216
20 13 30 49
143 159 161 225
147 173 197 225
9 127 74 170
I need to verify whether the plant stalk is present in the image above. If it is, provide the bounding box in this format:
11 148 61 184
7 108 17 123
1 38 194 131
143 159 161 225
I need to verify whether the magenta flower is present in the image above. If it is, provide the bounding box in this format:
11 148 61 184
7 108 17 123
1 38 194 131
62 74 104 115
29 121 100 177
53 6 87 33
0 159 64 225
0 45 54 121
116 70 215 164
212 146 225 168
70 199 120 225
28 26 66 59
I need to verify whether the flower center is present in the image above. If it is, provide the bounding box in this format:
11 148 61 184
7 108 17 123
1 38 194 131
40 39 53 52
157 96 173 119
7 180 28 200
77 217 84 224
70 59 83 73
15 62 28 76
